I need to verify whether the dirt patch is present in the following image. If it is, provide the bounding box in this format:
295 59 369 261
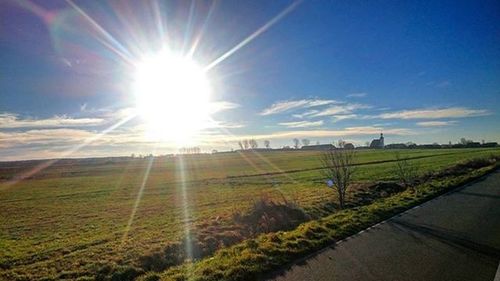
349 181 405 206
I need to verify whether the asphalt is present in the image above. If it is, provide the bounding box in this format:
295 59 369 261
267 170 500 281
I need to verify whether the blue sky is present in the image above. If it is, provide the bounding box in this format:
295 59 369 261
1 0 499 160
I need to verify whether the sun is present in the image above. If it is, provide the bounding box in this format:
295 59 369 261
133 50 211 144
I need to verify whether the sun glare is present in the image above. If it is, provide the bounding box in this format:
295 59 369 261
133 50 211 144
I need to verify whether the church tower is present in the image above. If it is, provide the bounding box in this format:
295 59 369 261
380 133 384 148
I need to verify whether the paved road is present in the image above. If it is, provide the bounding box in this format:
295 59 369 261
267 170 500 281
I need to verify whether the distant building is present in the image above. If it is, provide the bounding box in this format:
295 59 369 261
482 142 498 147
343 143 355 149
301 144 335 151
370 133 385 148
418 144 442 149
385 143 407 149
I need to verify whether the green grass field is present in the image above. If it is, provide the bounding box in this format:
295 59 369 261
1 148 499 280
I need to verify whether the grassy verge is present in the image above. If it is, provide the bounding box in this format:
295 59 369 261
148 157 498 281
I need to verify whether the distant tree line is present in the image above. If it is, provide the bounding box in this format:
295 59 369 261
179 147 201 154
237 139 272 150
385 139 497 149
228 137 497 154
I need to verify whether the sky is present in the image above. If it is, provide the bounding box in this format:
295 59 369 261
1 0 499 160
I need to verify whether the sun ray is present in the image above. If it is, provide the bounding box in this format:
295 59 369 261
121 152 156 244
187 0 217 58
176 155 194 260
65 0 135 65
182 0 197 54
212 121 301 202
204 0 302 71
4 113 136 189
151 0 168 48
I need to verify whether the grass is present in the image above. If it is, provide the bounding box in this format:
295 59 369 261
0 148 499 280
152 156 500 281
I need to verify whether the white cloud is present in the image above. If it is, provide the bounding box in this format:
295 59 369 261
259 99 337 116
0 113 105 129
0 128 95 146
278 120 324 128
332 114 358 122
206 120 245 129
292 110 319 118
209 101 240 113
416 121 458 127
311 103 371 117
347 92 367 98
377 107 490 120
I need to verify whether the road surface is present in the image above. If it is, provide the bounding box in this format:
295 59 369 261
267 170 500 281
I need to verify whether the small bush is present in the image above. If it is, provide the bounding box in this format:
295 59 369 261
233 195 310 234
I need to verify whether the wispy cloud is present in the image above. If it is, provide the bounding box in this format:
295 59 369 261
311 103 371 117
332 114 358 122
292 110 319 118
259 99 337 116
377 107 490 119
0 129 95 147
416 120 458 127
206 120 245 129
0 113 105 129
278 120 324 128
210 101 240 113
347 92 367 98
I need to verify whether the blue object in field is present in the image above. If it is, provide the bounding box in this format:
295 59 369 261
326 179 334 187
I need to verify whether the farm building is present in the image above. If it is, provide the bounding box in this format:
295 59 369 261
343 143 355 149
301 144 335 150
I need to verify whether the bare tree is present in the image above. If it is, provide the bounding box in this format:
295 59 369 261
337 139 346 148
264 140 270 149
393 152 419 191
243 139 250 150
301 139 311 146
180 147 201 154
460 138 472 145
249 139 258 149
320 147 356 209
238 141 244 150
293 138 300 149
